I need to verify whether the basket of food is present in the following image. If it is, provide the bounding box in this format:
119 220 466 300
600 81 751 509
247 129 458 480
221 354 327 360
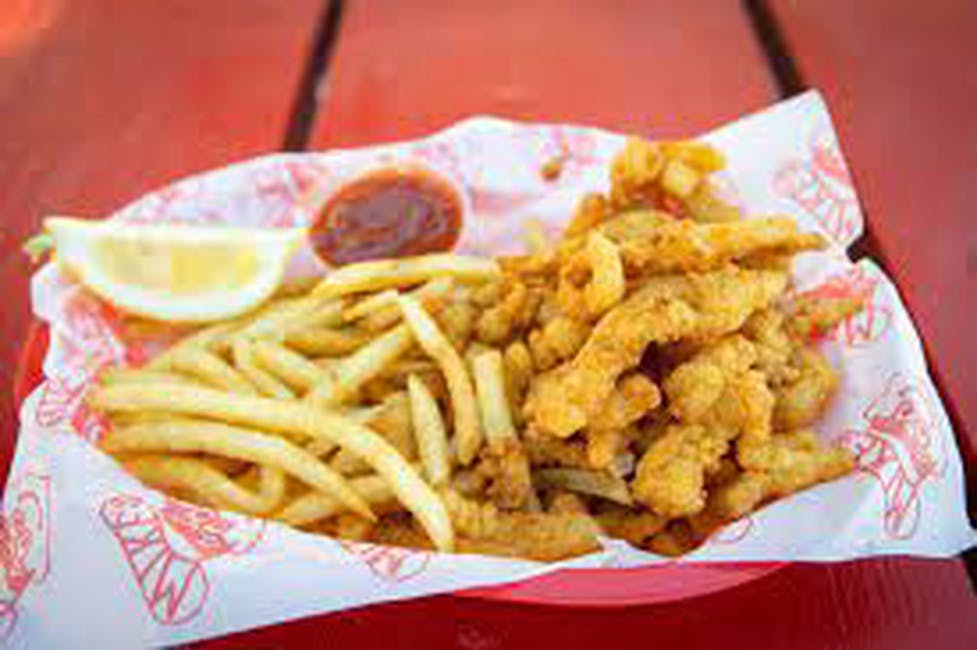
5 92 973 646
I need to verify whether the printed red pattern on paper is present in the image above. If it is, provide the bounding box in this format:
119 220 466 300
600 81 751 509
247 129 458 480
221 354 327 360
337 540 431 583
796 267 892 346
528 126 602 176
773 127 860 245
35 293 133 442
0 474 52 640
839 373 946 539
252 160 328 227
99 495 264 625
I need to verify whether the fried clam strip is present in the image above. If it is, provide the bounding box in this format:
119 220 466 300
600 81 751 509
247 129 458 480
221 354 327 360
565 217 825 278
102 419 374 520
90 384 454 551
313 253 499 299
771 347 839 431
785 290 866 340
586 373 661 469
631 424 728 518
122 455 285 516
397 295 483 465
526 267 788 437
443 490 600 561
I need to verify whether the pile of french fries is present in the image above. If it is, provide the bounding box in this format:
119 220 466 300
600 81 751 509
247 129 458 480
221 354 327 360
90 138 861 561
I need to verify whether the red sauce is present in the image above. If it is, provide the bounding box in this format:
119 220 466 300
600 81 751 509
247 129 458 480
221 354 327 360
310 166 464 266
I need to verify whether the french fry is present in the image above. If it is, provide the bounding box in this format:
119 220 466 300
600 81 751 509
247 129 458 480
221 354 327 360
341 289 400 322
100 368 203 388
331 391 415 476
533 468 633 506
307 324 415 407
91 384 454 551
471 349 516 448
145 320 239 371
304 400 406 460
252 339 328 391
235 295 322 340
284 327 371 357
396 295 483 465
354 278 455 333
407 374 451 487
276 474 397 527
313 253 499 299
583 232 625 317
103 418 375 519
168 348 257 395
122 455 284 515
231 338 295 399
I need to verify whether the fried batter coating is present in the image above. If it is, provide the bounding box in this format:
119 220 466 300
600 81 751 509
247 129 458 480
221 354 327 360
631 424 728 517
688 470 769 538
476 438 532 509
564 192 612 239
772 348 839 431
523 426 590 468
786 292 866 340
565 217 824 279
646 520 697 556
547 491 591 516
738 430 853 498
586 374 661 468
437 298 477 352
663 335 756 422
684 179 741 223
595 210 676 244
475 279 540 345
609 138 666 209
502 340 533 420
528 316 591 371
369 512 435 550
741 308 798 386
526 268 788 437
596 507 668 547
444 490 600 561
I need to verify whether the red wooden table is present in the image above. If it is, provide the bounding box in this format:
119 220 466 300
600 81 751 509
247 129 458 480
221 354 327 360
3 1 975 647
0 0 324 474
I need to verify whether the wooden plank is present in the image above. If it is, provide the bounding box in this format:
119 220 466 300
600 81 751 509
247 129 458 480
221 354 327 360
0 0 325 477
310 0 775 147
769 0 977 476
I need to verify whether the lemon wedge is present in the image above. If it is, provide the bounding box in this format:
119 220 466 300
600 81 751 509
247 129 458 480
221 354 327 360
45 217 305 322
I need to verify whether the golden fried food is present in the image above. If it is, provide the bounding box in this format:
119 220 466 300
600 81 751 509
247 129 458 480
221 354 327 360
525 267 787 438
631 424 728 517
772 348 839 431
91 133 857 562
444 490 600 561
